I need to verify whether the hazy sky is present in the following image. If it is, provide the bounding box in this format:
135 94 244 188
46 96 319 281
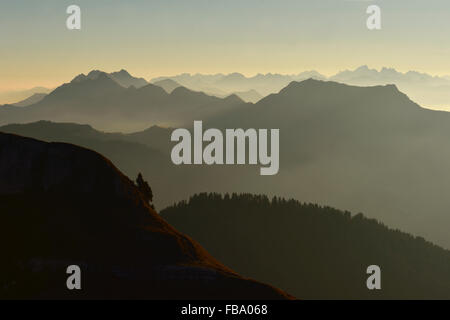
1 0 450 90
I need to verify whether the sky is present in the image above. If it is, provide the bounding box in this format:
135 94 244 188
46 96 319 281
1 0 450 90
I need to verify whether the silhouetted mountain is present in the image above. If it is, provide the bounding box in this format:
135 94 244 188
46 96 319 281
0 121 176 204
161 193 450 299
0 120 257 217
72 69 148 89
153 79 181 93
5 79 450 249
293 70 327 81
0 70 246 132
151 73 224 90
12 93 47 107
204 79 450 248
152 77 262 103
0 121 129 145
151 67 450 108
109 69 148 88
170 86 221 104
0 133 291 299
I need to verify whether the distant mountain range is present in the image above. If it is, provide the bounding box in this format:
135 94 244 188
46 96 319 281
152 78 263 102
152 66 450 109
329 65 450 108
331 65 449 85
4 66 450 108
151 70 326 98
0 132 291 299
5 78 450 249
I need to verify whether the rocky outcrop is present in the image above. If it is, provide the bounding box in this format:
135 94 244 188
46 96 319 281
0 132 292 299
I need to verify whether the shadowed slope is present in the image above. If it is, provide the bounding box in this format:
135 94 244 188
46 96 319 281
0 132 292 300
162 193 450 299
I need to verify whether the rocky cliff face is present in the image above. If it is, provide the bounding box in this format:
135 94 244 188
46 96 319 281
0 132 292 299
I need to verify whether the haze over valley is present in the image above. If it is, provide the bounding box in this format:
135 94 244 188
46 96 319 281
4 70 450 250
4 0 450 300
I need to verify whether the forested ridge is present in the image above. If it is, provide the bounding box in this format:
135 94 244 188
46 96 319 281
162 193 450 299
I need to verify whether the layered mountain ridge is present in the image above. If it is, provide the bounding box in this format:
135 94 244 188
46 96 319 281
4 78 450 249
0 70 245 132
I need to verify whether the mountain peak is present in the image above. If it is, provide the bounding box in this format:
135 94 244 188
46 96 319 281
70 69 148 89
224 93 244 104
109 69 148 88
71 70 110 83
282 78 326 89
170 86 198 96
278 79 401 98
136 83 168 97
116 69 131 76
88 70 108 78
152 79 181 93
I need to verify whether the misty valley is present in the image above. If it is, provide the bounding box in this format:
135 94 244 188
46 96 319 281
2 69 450 300
4 0 450 306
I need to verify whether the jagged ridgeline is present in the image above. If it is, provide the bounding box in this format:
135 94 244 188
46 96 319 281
161 193 450 299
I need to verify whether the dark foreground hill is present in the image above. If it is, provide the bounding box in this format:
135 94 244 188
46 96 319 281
0 133 291 299
161 193 450 299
